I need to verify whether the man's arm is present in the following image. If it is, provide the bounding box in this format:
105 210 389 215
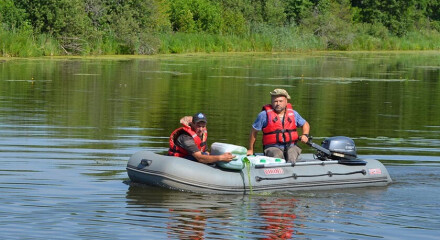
192 151 235 164
247 111 266 155
247 128 258 156
299 121 310 143
177 134 235 163
179 116 192 127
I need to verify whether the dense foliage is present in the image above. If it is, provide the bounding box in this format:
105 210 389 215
1 0 440 56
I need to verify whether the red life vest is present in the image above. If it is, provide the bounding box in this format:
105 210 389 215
168 126 207 157
262 103 298 146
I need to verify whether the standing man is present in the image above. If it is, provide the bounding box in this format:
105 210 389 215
169 112 235 163
247 89 310 163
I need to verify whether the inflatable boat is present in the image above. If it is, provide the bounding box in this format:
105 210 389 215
126 137 392 194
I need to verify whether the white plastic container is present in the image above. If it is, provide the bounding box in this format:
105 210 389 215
211 142 247 155
211 142 286 170
245 155 286 165
211 143 247 170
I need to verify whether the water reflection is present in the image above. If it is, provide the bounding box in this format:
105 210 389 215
124 185 401 239
258 198 302 239
167 208 207 240
125 185 306 239
126 185 244 239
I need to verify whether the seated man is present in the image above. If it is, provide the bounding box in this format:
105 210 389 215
247 89 310 163
168 112 235 163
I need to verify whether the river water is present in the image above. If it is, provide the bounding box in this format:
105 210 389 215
0 52 439 239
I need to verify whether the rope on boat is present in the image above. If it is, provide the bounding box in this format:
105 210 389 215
255 170 367 182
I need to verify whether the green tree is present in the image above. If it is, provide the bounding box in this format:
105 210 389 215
351 0 418 36
283 0 313 25
168 0 222 33
82 0 169 54
217 0 255 34
0 0 28 29
14 0 94 53
302 0 355 49
415 0 440 31
15 0 91 36
221 8 248 35
241 0 285 26
263 0 286 26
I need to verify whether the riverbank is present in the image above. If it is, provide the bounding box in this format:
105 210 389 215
3 49 440 63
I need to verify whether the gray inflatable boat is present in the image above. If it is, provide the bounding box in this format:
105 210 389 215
126 137 392 194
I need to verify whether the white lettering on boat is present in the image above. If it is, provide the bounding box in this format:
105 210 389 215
264 168 284 175
368 168 382 175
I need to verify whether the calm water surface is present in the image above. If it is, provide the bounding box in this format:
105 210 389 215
0 52 439 239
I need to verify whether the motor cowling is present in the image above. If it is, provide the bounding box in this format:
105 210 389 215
320 136 357 160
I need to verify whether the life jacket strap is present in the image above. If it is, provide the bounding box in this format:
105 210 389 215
263 129 297 144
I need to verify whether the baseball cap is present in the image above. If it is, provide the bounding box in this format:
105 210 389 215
192 112 207 123
270 88 291 100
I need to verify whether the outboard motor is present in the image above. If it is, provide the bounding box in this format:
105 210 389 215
307 136 366 165
319 136 357 160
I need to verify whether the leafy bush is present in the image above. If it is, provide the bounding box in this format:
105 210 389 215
168 0 222 33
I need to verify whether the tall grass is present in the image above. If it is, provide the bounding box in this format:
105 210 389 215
35 34 61 56
158 32 253 53
158 26 325 54
1 28 37 57
351 29 440 51
2 25 440 57
86 35 120 55
1 27 62 57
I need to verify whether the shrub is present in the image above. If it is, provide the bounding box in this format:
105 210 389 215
168 0 222 33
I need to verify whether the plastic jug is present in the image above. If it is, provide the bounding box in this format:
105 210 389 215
211 142 247 155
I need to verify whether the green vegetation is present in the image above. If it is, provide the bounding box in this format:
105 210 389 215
1 0 440 57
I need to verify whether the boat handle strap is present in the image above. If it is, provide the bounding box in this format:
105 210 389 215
255 170 367 182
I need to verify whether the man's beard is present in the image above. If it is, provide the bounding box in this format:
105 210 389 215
274 105 284 113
